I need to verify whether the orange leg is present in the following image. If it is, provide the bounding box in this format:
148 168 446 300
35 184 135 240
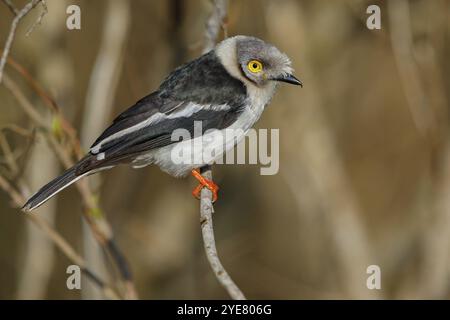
191 169 219 202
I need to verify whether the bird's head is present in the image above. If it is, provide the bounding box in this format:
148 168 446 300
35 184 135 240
216 35 302 88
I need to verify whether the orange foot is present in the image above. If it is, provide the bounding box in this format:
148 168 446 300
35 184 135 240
191 169 219 202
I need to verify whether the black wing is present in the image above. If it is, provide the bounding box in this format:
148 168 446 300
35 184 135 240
79 96 244 174
81 50 247 174
90 92 182 149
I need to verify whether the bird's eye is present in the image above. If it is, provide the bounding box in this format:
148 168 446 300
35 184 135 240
247 60 263 73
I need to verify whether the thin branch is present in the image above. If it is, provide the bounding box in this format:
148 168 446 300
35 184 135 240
0 124 36 181
199 0 246 300
199 167 246 300
203 0 228 54
3 62 134 296
0 132 20 175
0 175 120 300
0 124 33 137
2 0 19 15
25 0 47 37
2 73 135 299
0 73 119 299
79 0 135 299
2 52 82 155
0 0 43 84
1 0 133 299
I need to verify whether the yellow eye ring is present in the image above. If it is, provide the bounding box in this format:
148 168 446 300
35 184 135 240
247 60 263 73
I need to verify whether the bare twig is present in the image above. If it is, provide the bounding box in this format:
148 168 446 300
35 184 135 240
199 0 246 300
0 0 44 83
16 132 58 299
199 167 246 300
0 75 119 299
1 2 134 297
78 0 135 299
25 0 47 37
2 0 19 15
203 0 228 54
2 52 81 154
0 132 20 175
2 73 134 299
16 8 73 298
0 175 120 300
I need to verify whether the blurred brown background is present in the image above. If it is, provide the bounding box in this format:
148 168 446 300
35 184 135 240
1 0 449 299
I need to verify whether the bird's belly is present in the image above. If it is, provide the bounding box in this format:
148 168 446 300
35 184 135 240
149 126 249 177
133 104 265 178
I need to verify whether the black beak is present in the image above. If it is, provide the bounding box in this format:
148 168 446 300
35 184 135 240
273 74 303 87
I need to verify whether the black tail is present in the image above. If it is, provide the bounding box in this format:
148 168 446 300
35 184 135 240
22 149 131 212
22 165 86 212
22 153 110 212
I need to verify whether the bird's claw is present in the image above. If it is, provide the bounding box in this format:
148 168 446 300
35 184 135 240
191 169 219 202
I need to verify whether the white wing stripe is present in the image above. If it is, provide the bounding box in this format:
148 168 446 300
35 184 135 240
90 102 230 154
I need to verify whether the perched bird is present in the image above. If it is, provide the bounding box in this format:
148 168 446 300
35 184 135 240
22 35 302 211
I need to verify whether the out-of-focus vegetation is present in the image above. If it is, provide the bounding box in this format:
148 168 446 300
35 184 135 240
0 0 449 299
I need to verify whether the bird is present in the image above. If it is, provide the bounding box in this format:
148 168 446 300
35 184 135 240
22 35 302 212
